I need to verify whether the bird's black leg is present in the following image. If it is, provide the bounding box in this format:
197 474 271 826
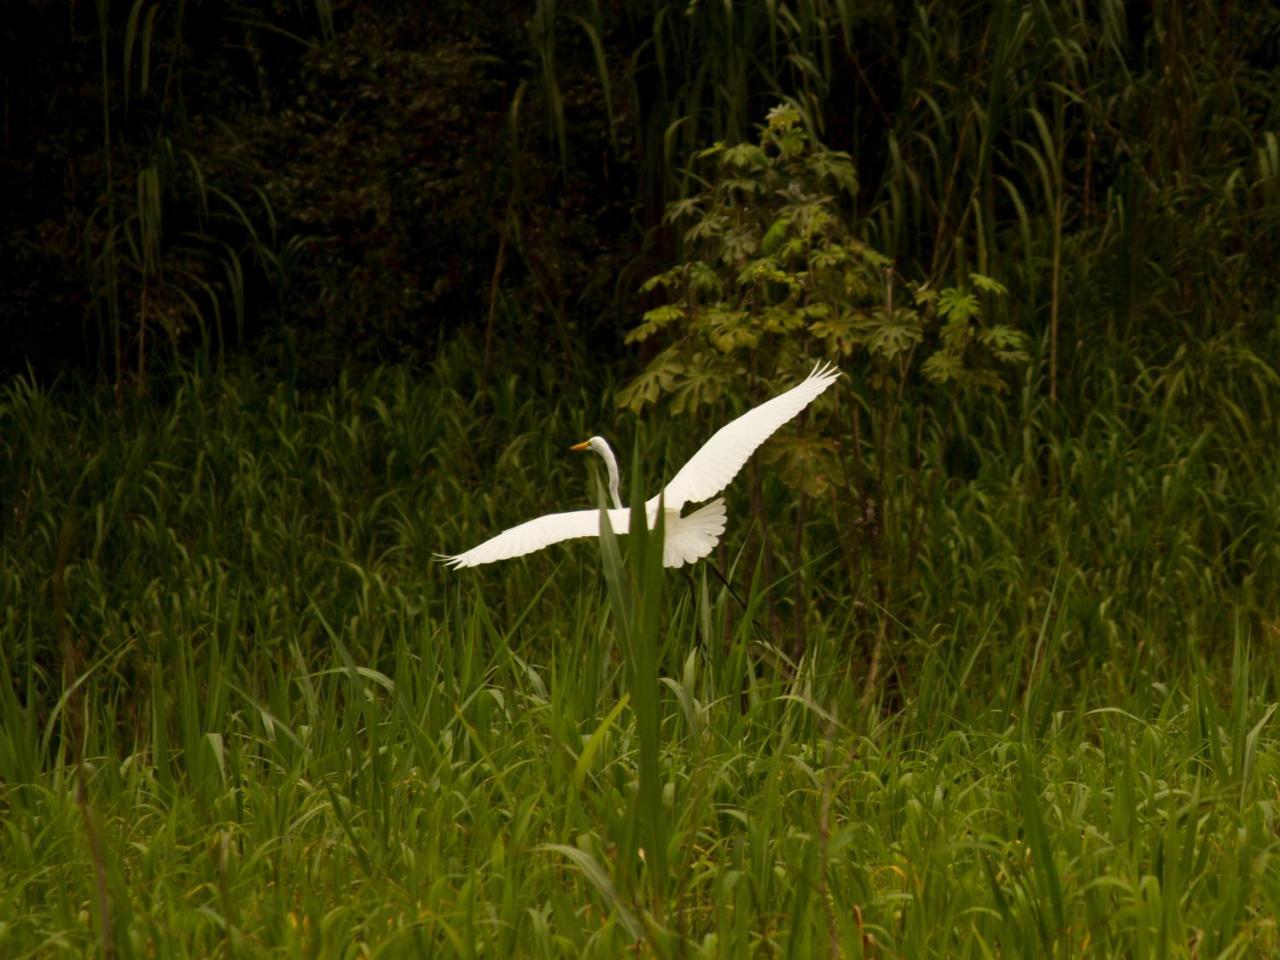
697 561 776 649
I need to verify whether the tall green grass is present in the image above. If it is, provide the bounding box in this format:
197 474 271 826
2 338 1279 955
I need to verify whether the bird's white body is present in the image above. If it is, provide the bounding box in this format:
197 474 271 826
438 362 840 569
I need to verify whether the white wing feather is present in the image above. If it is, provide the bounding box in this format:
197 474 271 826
439 362 838 569
437 507 633 568
652 361 840 511
441 500 729 570
662 498 727 568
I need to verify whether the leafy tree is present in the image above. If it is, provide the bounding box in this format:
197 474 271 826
621 104 1029 666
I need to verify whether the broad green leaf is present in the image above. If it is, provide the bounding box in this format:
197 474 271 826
938 288 980 322
632 304 684 336
866 312 923 358
971 272 1009 295
687 261 721 295
722 143 766 170
922 351 963 383
615 351 684 412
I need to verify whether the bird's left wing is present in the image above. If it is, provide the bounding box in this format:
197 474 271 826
436 507 633 569
653 362 840 511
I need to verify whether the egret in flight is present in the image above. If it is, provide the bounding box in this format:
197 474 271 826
438 362 840 569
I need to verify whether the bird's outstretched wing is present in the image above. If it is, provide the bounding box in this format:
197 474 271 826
435 507 633 569
653 362 840 511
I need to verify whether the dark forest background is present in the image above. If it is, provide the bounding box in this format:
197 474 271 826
4 0 1277 385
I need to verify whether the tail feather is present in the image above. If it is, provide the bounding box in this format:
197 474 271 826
663 497 727 568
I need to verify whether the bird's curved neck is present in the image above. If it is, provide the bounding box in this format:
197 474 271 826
594 440 623 509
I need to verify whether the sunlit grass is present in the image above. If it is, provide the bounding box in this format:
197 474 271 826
2 340 1279 956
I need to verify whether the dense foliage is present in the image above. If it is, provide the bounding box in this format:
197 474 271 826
4 1 1278 381
3 336 1280 953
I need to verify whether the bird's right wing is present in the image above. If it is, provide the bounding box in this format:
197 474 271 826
653 362 840 511
436 507 633 569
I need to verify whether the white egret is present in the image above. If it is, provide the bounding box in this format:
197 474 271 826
437 362 840 569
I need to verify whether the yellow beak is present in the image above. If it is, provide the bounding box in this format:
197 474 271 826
568 440 591 452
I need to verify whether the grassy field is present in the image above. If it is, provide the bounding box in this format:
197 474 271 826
3 340 1280 958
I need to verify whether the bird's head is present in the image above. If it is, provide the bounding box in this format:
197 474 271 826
570 436 621 508
569 436 608 457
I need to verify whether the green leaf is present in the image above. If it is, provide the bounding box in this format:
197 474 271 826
853 243 891 270
809 311 860 355
779 237 809 262
809 244 850 270
922 351 963 383
615 351 684 412
940 315 973 350
705 306 758 352
971 272 1009 295
764 434 842 498
722 177 766 196
663 197 703 223
685 212 729 245
765 103 801 128
668 355 728 414
865 311 923 358
625 304 686 345
539 844 643 939
777 129 807 159
686 262 721 295
719 225 760 264
979 324 1028 351
736 258 791 289
639 270 679 293
938 288 980 322
722 143 766 170
760 305 806 334
761 217 793 255
810 151 859 194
